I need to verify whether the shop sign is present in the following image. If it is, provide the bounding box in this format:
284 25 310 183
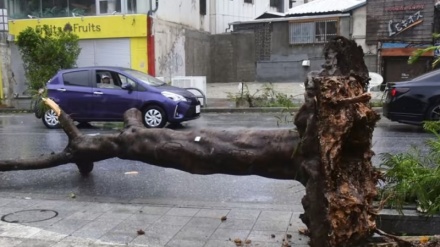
388 11 423 37
8 15 147 40
386 4 425 12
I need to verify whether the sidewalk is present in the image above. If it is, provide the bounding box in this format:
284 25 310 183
203 82 385 109
0 194 308 247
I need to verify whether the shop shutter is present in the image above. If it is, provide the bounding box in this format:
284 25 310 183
76 38 131 68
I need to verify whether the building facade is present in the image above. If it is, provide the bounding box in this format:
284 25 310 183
229 0 376 82
5 0 151 99
366 0 436 84
1 0 293 102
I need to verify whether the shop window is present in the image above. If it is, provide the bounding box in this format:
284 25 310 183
97 0 137 15
7 0 137 19
289 20 338 44
8 0 94 18
200 0 206 15
97 0 121 15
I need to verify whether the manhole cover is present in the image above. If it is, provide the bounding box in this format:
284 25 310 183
1 209 58 223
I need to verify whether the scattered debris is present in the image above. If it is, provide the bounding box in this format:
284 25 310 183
221 216 227 221
286 233 292 239
69 193 76 199
124 171 139 175
298 228 309 236
24 197 31 200
271 234 276 238
137 229 145 235
282 241 291 247
233 238 242 246
245 239 251 244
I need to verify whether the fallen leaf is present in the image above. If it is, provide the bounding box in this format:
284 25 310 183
420 236 429 244
245 239 251 244
125 171 139 175
137 229 145 235
234 238 242 246
221 216 227 221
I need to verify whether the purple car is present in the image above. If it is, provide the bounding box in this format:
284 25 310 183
40 66 201 128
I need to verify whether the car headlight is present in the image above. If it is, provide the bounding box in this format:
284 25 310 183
161 91 187 102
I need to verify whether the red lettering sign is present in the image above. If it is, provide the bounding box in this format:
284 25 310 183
386 4 425 12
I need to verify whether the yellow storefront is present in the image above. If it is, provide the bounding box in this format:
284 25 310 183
7 15 148 97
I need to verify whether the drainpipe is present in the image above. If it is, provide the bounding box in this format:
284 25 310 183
147 0 158 76
377 41 382 75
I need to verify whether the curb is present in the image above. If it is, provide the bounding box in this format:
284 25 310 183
202 107 384 114
0 107 384 114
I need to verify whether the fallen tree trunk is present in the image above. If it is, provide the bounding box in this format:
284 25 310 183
0 104 307 183
0 36 387 247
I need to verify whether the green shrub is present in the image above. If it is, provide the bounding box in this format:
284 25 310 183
16 25 81 95
380 121 440 215
226 83 297 108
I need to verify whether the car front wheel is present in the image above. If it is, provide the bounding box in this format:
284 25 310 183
42 109 60 129
142 105 167 128
427 104 440 121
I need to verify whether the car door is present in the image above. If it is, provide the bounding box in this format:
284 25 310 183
52 70 93 119
91 70 141 120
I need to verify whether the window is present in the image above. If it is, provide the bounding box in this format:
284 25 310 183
289 0 296 8
244 0 253 3
7 0 138 19
200 0 206 15
289 20 338 44
117 74 137 90
270 0 279 7
63 71 90 87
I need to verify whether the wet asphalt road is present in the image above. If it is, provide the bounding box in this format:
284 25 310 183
0 112 432 205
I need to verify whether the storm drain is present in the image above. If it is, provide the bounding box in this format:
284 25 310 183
1 209 58 223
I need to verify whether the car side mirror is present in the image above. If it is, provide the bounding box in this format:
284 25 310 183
121 83 133 91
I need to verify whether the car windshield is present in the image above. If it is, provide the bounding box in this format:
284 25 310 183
123 69 166 86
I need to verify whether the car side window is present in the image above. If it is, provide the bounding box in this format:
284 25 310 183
63 71 89 87
118 74 137 90
96 70 121 89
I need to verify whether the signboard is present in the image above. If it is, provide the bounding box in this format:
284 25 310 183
8 14 147 40
366 0 433 44
388 11 423 37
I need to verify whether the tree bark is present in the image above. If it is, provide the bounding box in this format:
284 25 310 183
0 36 383 247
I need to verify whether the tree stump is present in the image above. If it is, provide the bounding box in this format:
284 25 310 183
295 36 381 247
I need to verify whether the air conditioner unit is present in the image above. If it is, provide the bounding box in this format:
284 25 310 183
171 76 207 106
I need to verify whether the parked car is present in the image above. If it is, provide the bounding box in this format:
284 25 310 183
38 66 201 129
383 69 440 125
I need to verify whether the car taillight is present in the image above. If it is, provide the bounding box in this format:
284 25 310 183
390 87 409 97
